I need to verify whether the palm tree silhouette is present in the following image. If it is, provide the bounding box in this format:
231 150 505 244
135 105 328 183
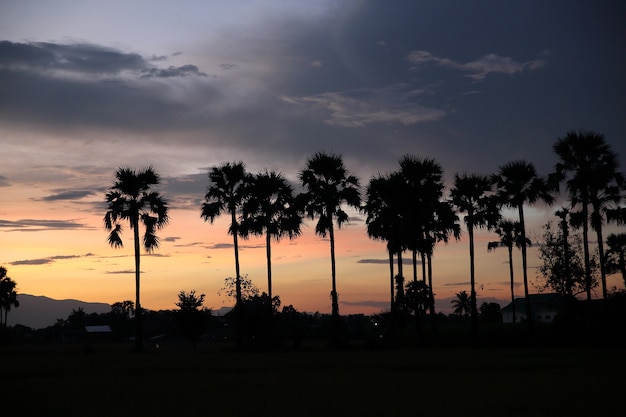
242 170 302 342
451 173 498 338
552 130 624 300
493 160 553 334
364 173 405 311
104 166 169 352
0 266 19 328
201 161 250 347
299 152 361 342
606 233 626 288
487 220 529 324
451 290 471 317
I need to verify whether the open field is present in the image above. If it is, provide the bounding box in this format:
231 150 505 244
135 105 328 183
4 343 623 417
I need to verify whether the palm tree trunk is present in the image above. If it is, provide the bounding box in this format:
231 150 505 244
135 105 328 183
427 252 436 337
232 221 244 348
266 230 273 345
593 211 608 299
329 220 339 319
388 249 394 311
518 205 533 336
508 246 516 324
396 250 404 311
133 217 143 352
581 201 592 301
468 221 478 340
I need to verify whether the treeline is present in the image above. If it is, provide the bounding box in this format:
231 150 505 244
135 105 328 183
99 128 626 349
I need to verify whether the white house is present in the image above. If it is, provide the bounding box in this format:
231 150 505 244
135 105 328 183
501 293 565 324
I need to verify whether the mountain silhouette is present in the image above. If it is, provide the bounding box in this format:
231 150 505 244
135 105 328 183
8 294 111 329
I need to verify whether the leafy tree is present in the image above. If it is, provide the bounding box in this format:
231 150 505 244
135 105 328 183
606 233 626 288
201 161 250 347
299 152 361 343
405 280 432 316
218 274 259 303
493 160 554 334
175 290 212 349
479 302 502 324
451 290 471 317
111 300 135 319
0 267 19 328
536 221 593 296
104 166 169 352
552 130 624 300
451 173 499 337
488 220 528 323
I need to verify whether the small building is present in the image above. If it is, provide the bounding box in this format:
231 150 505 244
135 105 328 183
501 294 565 324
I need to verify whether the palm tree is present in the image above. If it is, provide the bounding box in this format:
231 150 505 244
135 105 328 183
487 220 529 324
451 173 499 337
299 152 361 340
0 266 19 328
606 233 626 288
104 166 169 352
552 130 624 300
493 160 554 333
201 161 250 347
451 290 471 317
364 173 405 312
241 170 302 341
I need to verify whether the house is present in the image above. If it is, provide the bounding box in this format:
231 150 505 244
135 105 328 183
501 293 565 324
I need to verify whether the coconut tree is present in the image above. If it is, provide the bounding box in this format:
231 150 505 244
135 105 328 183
299 152 361 342
552 130 624 300
451 290 471 317
606 233 626 288
0 267 19 328
493 160 554 333
201 161 250 347
104 166 169 352
487 220 529 324
451 173 499 337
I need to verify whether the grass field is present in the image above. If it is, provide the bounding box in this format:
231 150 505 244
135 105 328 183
4 343 623 417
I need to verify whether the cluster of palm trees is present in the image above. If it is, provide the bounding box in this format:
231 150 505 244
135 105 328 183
104 130 625 349
0 266 19 328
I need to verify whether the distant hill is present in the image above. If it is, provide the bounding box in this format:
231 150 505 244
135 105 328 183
7 294 111 330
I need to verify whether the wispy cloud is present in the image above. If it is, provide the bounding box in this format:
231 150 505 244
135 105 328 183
280 86 445 128
40 189 97 201
10 253 94 266
357 258 416 265
406 50 547 81
0 175 10 187
0 218 92 231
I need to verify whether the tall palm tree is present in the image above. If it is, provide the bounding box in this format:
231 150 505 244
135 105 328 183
104 166 169 352
299 152 361 338
364 173 405 311
451 173 499 337
242 171 302 346
0 267 19 328
241 170 302 320
606 233 626 288
487 220 529 324
201 161 250 347
493 160 554 333
552 130 624 300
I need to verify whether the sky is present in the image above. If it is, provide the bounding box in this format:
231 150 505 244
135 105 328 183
1 0 625 316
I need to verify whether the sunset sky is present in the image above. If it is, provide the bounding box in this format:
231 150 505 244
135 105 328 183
1 1 625 316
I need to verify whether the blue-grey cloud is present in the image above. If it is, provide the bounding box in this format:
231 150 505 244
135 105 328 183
357 258 416 265
141 64 207 78
40 189 96 201
0 218 91 231
10 253 94 266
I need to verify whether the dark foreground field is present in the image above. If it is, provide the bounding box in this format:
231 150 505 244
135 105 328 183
4 343 623 417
